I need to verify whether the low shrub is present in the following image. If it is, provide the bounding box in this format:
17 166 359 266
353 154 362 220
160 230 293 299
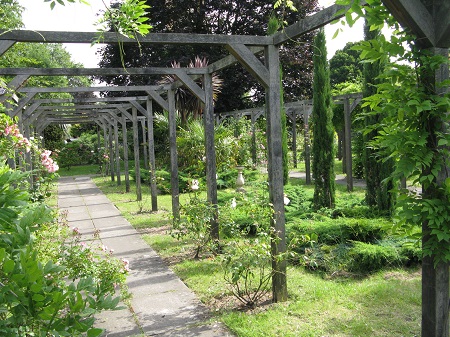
284 184 308 214
346 241 405 273
288 218 387 245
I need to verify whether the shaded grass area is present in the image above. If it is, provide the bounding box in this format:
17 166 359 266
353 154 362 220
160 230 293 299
87 171 422 337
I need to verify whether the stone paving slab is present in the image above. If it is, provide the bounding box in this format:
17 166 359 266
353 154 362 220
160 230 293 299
58 176 234 337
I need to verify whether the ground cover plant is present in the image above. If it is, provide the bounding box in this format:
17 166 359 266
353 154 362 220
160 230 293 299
91 168 422 337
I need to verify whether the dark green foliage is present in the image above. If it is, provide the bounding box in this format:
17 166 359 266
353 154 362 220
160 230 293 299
96 0 319 112
289 218 386 245
311 29 335 209
58 140 97 170
329 42 363 87
362 21 395 213
42 125 65 152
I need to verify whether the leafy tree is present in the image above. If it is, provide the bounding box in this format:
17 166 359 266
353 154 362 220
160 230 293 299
329 42 363 87
361 21 395 213
311 28 335 209
96 0 319 112
0 0 23 29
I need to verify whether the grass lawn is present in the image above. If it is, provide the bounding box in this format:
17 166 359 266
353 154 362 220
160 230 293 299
63 165 421 337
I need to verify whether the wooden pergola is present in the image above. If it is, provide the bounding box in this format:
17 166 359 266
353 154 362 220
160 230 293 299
0 1 449 335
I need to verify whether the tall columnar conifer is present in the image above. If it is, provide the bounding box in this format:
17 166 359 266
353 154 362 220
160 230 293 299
362 21 395 214
312 28 335 208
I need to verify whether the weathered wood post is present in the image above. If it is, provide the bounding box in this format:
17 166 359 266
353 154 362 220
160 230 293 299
132 107 142 201
343 96 353 192
114 117 121 186
291 111 298 169
140 118 148 170
168 89 180 219
421 47 449 337
204 73 219 242
251 111 257 166
121 114 130 193
146 98 158 212
108 119 115 182
265 43 287 302
304 109 311 185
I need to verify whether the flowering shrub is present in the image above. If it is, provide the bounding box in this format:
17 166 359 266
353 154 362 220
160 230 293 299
0 114 32 161
40 149 59 173
0 165 128 337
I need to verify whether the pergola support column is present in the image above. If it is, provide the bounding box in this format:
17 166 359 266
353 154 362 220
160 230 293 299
121 115 130 193
132 107 142 201
304 110 311 185
114 118 121 186
343 97 353 192
168 89 179 219
204 73 219 242
146 98 158 211
265 44 287 303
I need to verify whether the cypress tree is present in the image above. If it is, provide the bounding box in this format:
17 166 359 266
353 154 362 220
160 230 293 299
312 28 335 209
362 21 395 214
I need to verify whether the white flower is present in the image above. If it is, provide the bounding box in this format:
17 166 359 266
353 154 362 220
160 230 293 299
230 198 237 208
283 194 290 206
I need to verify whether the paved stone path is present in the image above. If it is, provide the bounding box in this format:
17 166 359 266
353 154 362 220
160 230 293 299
58 176 234 337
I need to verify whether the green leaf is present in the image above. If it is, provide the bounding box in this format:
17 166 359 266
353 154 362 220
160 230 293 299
3 259 14 273
87 328 104 337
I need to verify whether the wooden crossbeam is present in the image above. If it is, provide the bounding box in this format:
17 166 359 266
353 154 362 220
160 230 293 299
0 67 207 76
0 30 272 46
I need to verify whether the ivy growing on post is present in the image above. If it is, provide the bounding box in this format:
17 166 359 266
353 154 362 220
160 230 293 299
335 1 450 336
312 28 335 209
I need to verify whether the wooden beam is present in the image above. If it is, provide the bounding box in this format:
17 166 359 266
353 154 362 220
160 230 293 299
28 96 148 104
272 3 357 45
0 40 15 56
35 103 132 110
0 67 207 76
381 0 435 47
146 89 169 111
0 30 272 46
435 1 450 47
226 44 269 88
171 70 206 103
18 85 166 93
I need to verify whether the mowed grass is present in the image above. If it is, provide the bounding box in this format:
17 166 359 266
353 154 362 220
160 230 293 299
85 170 422 337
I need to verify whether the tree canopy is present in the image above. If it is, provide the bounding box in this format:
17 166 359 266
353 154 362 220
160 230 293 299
95 0 319 113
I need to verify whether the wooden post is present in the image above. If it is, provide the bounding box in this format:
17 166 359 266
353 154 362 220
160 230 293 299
204 73 219 242
292 111 297 169
146 98 158 212
114 118 121 186
132 107 142 201
265 44 287 303
251 112 257 166
168 89 180 219
141 118 149 170
343 97 353 192
421 47 449 337
304 111 311 185
122 115 130 193
108 120 115 182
